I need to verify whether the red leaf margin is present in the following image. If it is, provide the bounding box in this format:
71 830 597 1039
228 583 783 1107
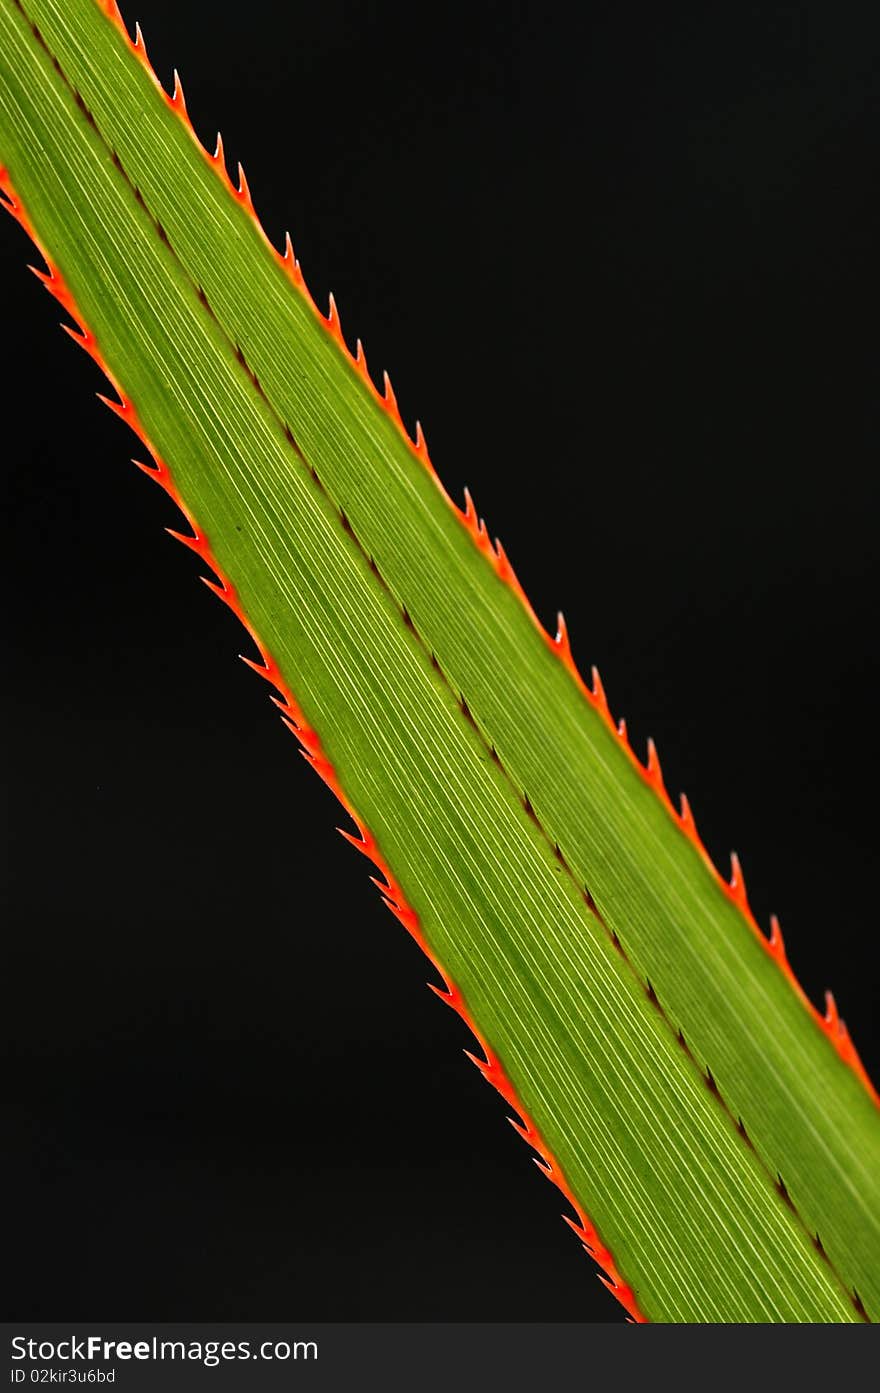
91 0 878 1106
0 159 646 1321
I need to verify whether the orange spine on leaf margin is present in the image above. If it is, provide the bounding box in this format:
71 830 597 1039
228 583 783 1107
92 0 878 1108
0 162 646 1322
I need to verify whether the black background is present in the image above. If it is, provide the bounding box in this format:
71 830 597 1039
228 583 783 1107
3 0 878 1321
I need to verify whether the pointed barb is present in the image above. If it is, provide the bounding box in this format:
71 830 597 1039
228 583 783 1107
427 979 461 1009
562 1212 593 1244
427 980 452 1003
554 610 571 658
133 456 161 479
824 991 840 1034
165 526 201 553
96 391 130 422
464 1048 492 1078
382 369 398 414
591 665 610 719
326 292 347 350
493 536 511 577
337 826 367 853
27 263 54 290
280 235 304 288
239 653 280 685
133 22 151 70
768 913 786 960
354 338 370 381
170 69 187 114
236 162 253 209
645 737 663 786
200 575 229 601
728 851 749 911
508 1116 533 1144
61 321 91 350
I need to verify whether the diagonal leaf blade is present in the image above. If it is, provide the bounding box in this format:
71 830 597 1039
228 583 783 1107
1 0 877 1321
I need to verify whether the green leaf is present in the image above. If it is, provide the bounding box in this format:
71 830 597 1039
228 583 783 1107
1 0 877 1320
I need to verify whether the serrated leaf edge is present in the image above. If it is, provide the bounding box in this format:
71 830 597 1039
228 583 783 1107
86 0 877 1107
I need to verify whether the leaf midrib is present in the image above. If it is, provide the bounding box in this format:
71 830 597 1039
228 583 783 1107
60 93 865 1318
28 1 880 1198
56 10 878 1262
0 0 868 1314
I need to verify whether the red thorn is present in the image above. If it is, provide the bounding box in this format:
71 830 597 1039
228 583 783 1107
213 132 226 169
235 162 253 210
337 825 375 859
645 737 664 789
546 611 594 702
824 992 840 1034
96 391 131 423
562 1212 597 1249
554 611 572 659
768 914 787 962
382 370 398 413
591 666 611 722
27 262 80 322
727 851 750 914
60 320 95 355
133 21 150 68
459 488 497 566
200 575 229 602
165 526 203 554
326 292 346 350
61 321 87 345
27 263 53 290
508 1116 533 1144
413 419 434 473
427 980 460 1008
464 1048 490 1076
282 239 305 289
239 653 280 684
169 69 186 114
597 1273 641 1314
